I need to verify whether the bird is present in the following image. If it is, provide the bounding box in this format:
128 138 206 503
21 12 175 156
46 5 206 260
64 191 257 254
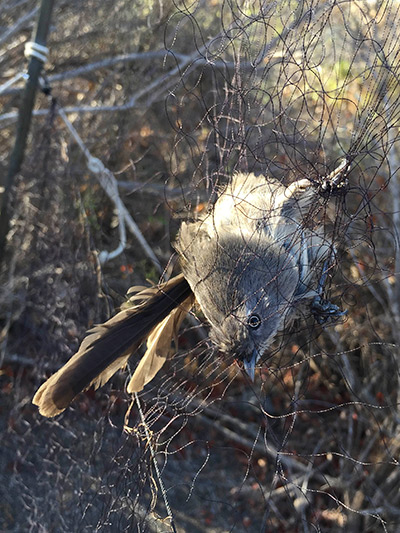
33 171 347 417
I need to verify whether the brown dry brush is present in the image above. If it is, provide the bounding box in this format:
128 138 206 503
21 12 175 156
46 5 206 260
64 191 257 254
1 1 400 532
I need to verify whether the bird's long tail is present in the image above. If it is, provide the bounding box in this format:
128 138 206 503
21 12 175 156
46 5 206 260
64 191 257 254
33 273 193 417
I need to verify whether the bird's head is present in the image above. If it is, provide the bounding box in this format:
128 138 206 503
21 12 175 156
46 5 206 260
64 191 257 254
178 230 300 378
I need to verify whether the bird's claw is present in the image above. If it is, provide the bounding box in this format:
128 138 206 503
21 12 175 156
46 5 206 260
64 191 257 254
320 159 350 195
320 178 349 196
311 296 348 325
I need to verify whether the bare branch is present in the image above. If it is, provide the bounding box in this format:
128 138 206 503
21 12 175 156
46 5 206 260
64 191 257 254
58 107 162 271
0 6 38 47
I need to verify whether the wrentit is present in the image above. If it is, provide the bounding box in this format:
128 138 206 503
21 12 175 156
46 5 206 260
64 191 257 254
33 171 346 416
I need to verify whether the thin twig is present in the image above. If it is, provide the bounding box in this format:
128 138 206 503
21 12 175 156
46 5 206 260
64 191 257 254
0 6 38 47
58 107 162 270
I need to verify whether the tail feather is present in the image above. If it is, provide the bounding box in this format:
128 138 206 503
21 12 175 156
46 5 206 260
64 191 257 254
127 294 194 393
33 274 192 417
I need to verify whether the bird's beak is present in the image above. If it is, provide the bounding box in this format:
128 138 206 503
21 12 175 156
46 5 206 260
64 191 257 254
243 349 259 381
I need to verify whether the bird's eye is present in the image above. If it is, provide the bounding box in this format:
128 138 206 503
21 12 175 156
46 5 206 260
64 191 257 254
247 314 261 329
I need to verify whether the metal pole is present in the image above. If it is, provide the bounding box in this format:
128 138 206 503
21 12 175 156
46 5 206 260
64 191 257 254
0 0 55 266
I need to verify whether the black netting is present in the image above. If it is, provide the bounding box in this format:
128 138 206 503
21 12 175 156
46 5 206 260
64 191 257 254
1 1 400 531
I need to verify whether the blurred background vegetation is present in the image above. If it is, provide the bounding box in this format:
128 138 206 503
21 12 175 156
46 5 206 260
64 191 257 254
1 0 400 531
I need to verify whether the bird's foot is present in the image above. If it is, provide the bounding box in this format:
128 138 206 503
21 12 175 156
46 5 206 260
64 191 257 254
311 295 348 325
320 159 350 196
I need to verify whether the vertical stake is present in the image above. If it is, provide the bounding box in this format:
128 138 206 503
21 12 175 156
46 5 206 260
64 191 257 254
0 0 55 266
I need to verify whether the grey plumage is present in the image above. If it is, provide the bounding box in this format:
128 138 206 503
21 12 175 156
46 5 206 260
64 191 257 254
33 172 341 417
176 172 331 373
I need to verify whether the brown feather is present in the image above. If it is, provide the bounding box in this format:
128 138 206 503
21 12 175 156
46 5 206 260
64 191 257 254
127 294 194 393
33 274 192 417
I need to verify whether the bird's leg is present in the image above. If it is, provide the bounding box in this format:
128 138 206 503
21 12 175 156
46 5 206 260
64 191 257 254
311 260 347 325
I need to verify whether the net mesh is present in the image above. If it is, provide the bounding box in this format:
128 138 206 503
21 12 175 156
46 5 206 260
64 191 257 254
1 1 400 531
